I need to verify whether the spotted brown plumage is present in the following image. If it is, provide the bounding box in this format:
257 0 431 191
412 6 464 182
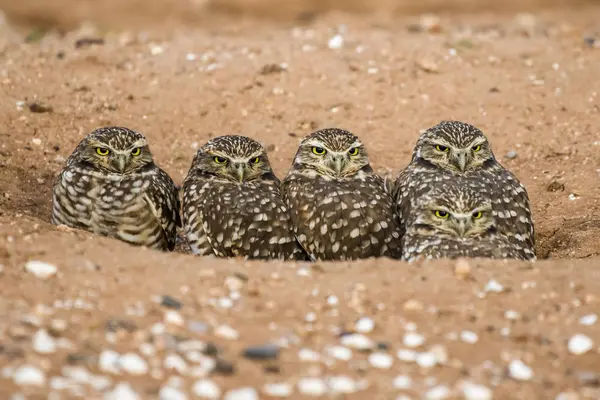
394 120 536 260
282 128 402 261
401 181 528 261
182 135 307 260
51 126 181 251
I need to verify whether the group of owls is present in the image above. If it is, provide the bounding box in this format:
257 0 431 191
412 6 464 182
51 121 536 262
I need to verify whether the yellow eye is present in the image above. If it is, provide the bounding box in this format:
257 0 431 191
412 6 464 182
252 157 261 164
434 210 449 219
472 211 483 219
214 156 227 164
348 147 359 156
312 147 326 155
472 145 482 152
435 145 449 152
131 148 141 156
96 148 109 156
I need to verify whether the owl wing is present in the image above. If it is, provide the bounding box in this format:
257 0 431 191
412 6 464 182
143 168 181 251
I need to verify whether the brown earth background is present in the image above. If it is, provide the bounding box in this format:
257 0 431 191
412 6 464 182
1 0 600 398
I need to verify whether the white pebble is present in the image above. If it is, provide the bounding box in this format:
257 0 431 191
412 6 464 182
224 387 258 400
215 325 239 340
105 382 140 400
328 34 344 49
263 382 293 397
118 353 148 375
484 280 504 293
297 377 327 396
579 314 597 326
305 312 317 322
32 138 42 146
164 354 188 374
13 365 46 387
218 297 234 309
165 311 184 326
139 342 156 356
192 379 221 399
99 350 121 374
460 330 479 344
505 310 520 320
509 359 533 381
25 260 57 279
328 376 357 393
461 382 492 400
396 349 417 362
327 295 339 306
403 332 425 348
416 352 437 368
568 334 593 355
298 348 321 362
340 334 374 350
159 386 188 400
368 352 393 369
33 329 57 354
425 385 451 399
327 345 352 361
355 317 375 333
393 375 412 389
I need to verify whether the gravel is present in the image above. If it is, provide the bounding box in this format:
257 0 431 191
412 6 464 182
13 365 46 387
25 260 57 279
297 377 328 396
568 334 593 355
242 344 280 360
509 359 534 381
192 379 221 399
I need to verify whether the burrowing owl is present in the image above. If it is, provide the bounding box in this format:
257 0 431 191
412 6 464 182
282 128 402 261
394 121 536 260
182 135 307 260
402 182 527 261
52 126 181 251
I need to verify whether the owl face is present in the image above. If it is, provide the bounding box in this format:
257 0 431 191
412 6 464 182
412 187 494 238
415 121 495 173
75 127 153 174
192 135 272 183
292 128 370 178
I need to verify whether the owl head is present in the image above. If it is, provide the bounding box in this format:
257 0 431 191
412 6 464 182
191 135 274 183
71 126 154 174
409 183 495 238
291 128 372 179
413 121 496 173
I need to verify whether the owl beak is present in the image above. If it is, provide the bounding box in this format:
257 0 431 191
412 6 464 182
456 218 468 237
234 163 245 182
453 151 468 172
113 154 127 173
332 155 345 175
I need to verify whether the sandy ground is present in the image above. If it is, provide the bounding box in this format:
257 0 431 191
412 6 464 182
1 0 600 398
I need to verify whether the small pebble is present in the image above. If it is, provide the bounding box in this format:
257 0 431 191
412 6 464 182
161 295 183 309
461 382 493 400
188 320 209 334
215 325 239 340
327 345 352 361
25 260 57 279
243 344 280 360
484 280 504 293
340 333 374 350
159 386 188 400
165 311 184 326
416 352 437 368
579 314 597 326
328 34 344 49
33 329 57 354
397 349 418 362
568 334 593 355
328 376 357 393
509 359 533 381
403 332 425 348
505 310 521 320
164 354 188 374
327 295 339 306
355 317 375 333
505 150 518 159
425 385 451 399
460 330 479 344
263 382 293 397
297 377 327 396
118 353 148 375
13 365 46 387
368 352 393 369
105 382 140 400
224 387 258 400
31 138 42 146
192 379 221 399
298 348 321 362
393 375 412 389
